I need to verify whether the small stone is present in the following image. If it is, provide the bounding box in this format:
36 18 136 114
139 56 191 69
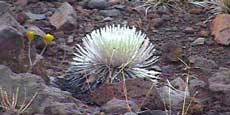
16 0 28 6
157 86 189 107
113 4 126 10
108 0 121 5
101 98 139 114
161 15 171 21
212 14 230 45
170 77 187 91
188 55 218 73
87 0 108 10
191 37 205 46
138 110 167 115
67 35 74 43
49 2 77 30
162 43 182 62
151 18 164 28
223 93 230 106
208 67 230 93
184 27 195 34
190 8 203 14
189 78 206 89
199 30 209 37
25 12 46 20
188 37 195 41
16 13 27 24
124 112 138 115
44 102 82 115
99 9 121 17
103 17 113 21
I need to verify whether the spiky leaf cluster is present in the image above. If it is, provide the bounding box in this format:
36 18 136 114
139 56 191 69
70 25 160 90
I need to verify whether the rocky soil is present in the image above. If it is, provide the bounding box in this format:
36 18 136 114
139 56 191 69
0 0 230 115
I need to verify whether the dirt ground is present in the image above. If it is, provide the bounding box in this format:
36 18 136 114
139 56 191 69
5 0 230 114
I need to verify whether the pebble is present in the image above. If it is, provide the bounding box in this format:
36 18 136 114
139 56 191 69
25 12 46 20
87 0 108 10
191 37 205 46
67 35 74 43
184 27 195 34
151 18 164 28
199 30 209 37
99 9 121 17
189 78 206 89
103 17 113 21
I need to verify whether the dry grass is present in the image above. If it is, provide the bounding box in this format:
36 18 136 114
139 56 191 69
0 87 38 115
135 0 180 16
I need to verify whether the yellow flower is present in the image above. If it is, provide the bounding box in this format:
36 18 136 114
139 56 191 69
44 34 55 45
26 31 35 42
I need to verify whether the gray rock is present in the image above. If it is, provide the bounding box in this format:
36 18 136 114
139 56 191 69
49 2 77 30
184 27 195 34
223 93 230 106
43 102 83 115
0 26 24 60
191 37 206 46
157 86 189 107
67 35 74 43
0 1 25 71
138 110 167 115
188 55 218 73
103 17 113 21
26 25 46 37
170 77 186 91
124 112 138 115
189 78 206 89
25 12 46 20
101 98 139 114
0 65 93 114
208 67 230 93
100 9 121 17
0 1 10 14
0 2 25 34
152 18 164 28
87 0 109 10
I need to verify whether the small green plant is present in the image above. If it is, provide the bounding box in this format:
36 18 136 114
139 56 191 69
26 31 55 72
0 87 38 115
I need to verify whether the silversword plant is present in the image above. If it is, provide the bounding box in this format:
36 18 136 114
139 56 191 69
55 25 160 92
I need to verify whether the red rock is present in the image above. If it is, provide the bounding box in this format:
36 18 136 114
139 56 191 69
108 0 121 5
90 79 164 110
16 13 27 24
190 8 203 14
212 14 230 45
162 43 183 62
49 2 77 31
